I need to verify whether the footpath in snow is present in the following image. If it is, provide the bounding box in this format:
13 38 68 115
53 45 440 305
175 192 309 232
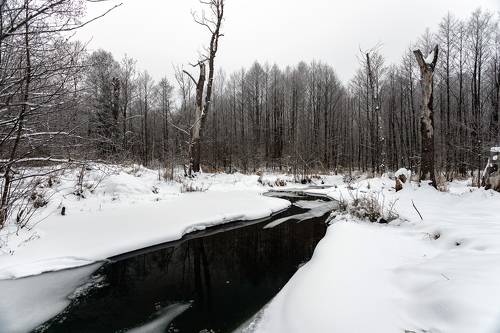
250 176 500 333
0 165 308 279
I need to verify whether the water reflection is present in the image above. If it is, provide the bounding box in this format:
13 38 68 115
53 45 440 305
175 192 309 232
35 194 331 333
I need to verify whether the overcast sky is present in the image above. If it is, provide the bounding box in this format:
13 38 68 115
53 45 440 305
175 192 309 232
77 0 500 83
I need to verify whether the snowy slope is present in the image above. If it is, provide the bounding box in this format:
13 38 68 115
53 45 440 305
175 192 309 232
252 178 500 333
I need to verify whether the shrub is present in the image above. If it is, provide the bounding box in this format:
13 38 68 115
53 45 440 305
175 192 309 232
30 191 48 209
179 178 209 193
336 189 399 223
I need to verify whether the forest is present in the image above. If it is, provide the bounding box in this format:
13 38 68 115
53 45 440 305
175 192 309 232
1 2 500 333
80 10 499 180
0 1 499 223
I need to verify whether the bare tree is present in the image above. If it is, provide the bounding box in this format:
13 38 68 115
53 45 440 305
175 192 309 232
184 61 206 175
437 13 457 176
184 0 224 175
468 9 494 185
138 71 155 166
0 0 120 228
158 77 174 164
85 50 121 155
365 48 386 173
491 25 500 144
120 55 136 152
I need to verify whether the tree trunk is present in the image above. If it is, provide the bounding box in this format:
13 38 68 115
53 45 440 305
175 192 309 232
187 0 224 174
189 63 206 174
414 45 439 188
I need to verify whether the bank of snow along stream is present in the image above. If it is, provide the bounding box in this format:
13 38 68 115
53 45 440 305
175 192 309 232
0 167 300 280
1 186 337 333
248 177 500 333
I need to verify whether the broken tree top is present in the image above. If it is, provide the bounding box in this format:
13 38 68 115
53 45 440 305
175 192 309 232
491 147 500 153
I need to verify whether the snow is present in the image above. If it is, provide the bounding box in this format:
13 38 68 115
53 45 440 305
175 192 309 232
264 201 338 229
491 147 500 153
249 177 500 333
0 262 103 333
395 167 411 180
0 166 343 331
425 49 435 64
254 222 423 332
3 166 500 332
293 199 328 209
0 257 96 279
0 166 315 279
127 303 191 333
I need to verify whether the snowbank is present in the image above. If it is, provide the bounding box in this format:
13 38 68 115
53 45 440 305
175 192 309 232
0 191 292 279
1 166 322 279
0 262 103 333
252 177 500 333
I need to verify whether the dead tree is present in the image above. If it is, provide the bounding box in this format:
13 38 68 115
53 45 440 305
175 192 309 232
414 45 439 188
184 62 206 176
184 0 224 175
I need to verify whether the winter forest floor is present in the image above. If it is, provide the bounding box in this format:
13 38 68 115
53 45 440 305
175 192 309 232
1 164 500 333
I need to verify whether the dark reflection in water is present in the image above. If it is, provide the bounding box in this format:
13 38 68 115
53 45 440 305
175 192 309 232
39 194 332 333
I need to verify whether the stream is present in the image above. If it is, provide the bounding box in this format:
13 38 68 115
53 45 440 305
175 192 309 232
2 191 337 333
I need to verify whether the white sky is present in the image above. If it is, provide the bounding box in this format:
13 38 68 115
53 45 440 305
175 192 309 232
77 0 500 83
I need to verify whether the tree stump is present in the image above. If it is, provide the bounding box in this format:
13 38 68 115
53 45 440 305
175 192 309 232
395 174 408 192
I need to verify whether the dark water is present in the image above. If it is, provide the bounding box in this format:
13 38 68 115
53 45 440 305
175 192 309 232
36 192 334 333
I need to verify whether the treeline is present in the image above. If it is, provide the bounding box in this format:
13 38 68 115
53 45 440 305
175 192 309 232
0 2 499 225
70 9 499 181
201 9 499 178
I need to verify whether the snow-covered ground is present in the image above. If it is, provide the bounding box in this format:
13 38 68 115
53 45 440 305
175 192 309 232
0 165 338 279
3 165 500 333
250 175 500 333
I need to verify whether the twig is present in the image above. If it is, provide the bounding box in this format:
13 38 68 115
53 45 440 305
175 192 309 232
412 200 423 221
